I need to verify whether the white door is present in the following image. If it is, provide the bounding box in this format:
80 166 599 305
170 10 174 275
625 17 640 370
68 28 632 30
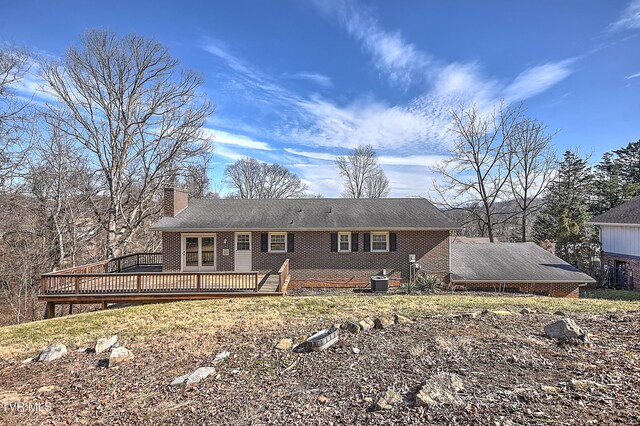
182 234 216 272
234 232 252 272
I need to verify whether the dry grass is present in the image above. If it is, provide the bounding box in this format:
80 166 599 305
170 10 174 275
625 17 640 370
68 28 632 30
0 293 638 359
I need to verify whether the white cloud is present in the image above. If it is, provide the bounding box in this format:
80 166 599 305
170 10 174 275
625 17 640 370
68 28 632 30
283 72 332 87
203 128 273 151
611 0 640 31
313 0 429 86
284 148 336 161
503 60 574 102
626 71 640 79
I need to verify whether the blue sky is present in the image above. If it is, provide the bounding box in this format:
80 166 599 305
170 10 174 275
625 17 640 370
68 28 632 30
2 0 639 196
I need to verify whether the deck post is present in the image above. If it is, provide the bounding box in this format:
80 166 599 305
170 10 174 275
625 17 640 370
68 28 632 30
68 304 73 315
197 274 201 292
44 302 55 319
136 274 141 293
74 276 79 294
255 272 259 292
101 301 108 310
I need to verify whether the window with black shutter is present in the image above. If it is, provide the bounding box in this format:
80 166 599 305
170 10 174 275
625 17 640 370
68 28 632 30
330 233 338 252
389 233 397 251
363 233 370 252
260 233 268 252
351 233 359 252
287 233 295 252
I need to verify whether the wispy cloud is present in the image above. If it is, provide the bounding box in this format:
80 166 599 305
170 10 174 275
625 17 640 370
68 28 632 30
503 60 574 102
313 0 429 86
283 72 332 87
203 128 273 151
626 71 640 79
611 0 640 31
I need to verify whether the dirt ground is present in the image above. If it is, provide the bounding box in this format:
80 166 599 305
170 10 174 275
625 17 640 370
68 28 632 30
1 308 639 425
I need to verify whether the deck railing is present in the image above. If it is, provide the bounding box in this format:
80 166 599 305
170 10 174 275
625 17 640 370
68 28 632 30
278 259 290 292
41 253 261 295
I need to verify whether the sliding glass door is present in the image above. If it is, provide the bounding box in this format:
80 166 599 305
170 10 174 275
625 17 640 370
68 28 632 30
182 234 216 271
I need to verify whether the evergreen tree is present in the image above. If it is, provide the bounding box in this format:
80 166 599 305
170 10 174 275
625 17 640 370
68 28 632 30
592 140 640 214
533 151 597 273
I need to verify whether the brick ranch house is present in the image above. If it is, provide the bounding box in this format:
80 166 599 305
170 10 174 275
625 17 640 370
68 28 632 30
590 196 640 289
151 188 595 297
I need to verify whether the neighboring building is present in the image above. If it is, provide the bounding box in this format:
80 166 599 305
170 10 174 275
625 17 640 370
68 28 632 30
151 188 458 288
450 242 596 298
590 196 640 289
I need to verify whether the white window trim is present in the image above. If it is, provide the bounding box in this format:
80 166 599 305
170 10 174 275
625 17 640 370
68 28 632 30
370 231 389 252
338 232 351 252
235 232 251 251
268 232 287 253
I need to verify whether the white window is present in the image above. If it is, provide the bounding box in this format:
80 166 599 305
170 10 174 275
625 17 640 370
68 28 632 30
269 232 287 252
338 232 351 252
371 232 389 252
236 234 250 251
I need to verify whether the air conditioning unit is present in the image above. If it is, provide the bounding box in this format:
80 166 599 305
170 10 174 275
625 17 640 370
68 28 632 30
371 275 389 293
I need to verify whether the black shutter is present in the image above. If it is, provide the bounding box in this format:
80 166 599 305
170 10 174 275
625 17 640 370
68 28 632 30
330 233 338 252
351 233 359 252
363 233 370 252
260 233 268 252
390 233 397 251
287 233 294 252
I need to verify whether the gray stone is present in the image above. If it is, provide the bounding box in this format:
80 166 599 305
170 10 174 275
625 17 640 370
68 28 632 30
415 372 465 408
394 314 414 324
374 317 394 329
543 318 586 340
36 344 67 362
461 312 479 319
108 347 133 368
212 351 230 364
352 347 361 354
359 318 375 331
375 389 402 410
341 320 360 333
95 335 118 354
520 308 534 315
171 366 216 388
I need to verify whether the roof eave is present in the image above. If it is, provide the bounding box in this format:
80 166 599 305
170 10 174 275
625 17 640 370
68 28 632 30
150 226 461 232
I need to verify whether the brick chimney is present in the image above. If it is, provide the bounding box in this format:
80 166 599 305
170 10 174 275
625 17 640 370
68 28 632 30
164 187 189 217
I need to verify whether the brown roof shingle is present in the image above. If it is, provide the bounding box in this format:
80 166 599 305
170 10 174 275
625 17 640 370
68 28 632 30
590 196 640 225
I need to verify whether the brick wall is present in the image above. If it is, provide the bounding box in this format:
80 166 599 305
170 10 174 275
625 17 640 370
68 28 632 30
251 230 450 287
160 230 451 287
601 252 639 290
163 187 189 217
453 281 582 298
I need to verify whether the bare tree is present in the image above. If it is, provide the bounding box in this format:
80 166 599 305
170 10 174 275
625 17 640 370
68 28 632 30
42 30 214 257
508 118 557 242
336 144 390 198
431 101 524 242
0 45 31 186
224 157 308 199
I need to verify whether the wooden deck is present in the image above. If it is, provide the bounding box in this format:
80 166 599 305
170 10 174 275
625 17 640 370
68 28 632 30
39 254 288 317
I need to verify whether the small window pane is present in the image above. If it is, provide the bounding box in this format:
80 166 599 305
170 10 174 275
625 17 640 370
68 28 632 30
270 234 286 251
237 234 250 251
372 234 387 251
339 234 350 251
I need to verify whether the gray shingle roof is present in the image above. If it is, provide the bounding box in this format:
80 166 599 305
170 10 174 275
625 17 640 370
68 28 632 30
590 196 640 225
151 198 459 231
451 242 596 283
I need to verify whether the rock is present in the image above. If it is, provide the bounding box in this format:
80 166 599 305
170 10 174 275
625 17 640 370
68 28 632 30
544 318 587 341
212 351 230 364
275 339 293 350
374 316 394 329
415 372 464 408
541 385 559 393
36 385 58 394
317 395 329 404
108 347 133 368
571 379 609 391
461 312 479 319
22 357 34 364
95 335 118 354
375 389 402 410
352 347 361 354
171 366 216 388
341 320 361 333
36 344 67 362
491 310 513 316
520 308 534 315
554 310 566 316
394 314 413 324
76 347 90 353
364 396 373 403
359 318 375 331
